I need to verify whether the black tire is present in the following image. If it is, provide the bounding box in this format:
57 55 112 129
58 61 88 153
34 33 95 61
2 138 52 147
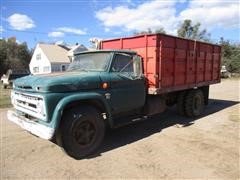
185 90 204 117
177 91 187 115
3 84 7 89
56 106 105 159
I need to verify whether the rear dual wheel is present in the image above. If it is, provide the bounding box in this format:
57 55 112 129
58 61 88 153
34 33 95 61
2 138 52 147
177 89 204 117
185 90 204 117
177 91 187 115
56 106 105 159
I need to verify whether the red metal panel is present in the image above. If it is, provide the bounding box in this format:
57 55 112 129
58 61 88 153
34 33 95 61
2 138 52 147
121 35 157 49
161 47 174 87
161 35 175 48
176 38 188 49
175 49 187 85
197 44 205 83
187 50 196 84
100 33 221 94
144 47 157 87
101 39 122 49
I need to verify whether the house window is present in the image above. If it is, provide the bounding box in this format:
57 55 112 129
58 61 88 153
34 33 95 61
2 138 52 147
61 65 66 71
51 65 60 72
36 54 41 60
33 67 39 73
43 66 50 72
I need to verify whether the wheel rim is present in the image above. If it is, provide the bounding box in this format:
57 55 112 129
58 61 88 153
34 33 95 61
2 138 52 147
72 120 96 146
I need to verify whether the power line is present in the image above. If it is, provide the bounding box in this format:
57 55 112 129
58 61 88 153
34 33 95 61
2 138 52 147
6 28 48 35
4 28 240 44
5 28 118 38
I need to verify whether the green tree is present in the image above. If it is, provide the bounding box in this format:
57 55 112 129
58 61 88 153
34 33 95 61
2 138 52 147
177 19 210 41
154 28 166 34
0 40 7 74
0 37 31 76
17 42 31 69
219 37 240 73
134 27 166 35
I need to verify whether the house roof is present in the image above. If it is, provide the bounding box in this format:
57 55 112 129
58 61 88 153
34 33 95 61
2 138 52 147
67 44 88 56
38 43 70 63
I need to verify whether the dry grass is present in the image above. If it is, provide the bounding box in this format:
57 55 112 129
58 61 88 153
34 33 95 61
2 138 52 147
0 84 12 108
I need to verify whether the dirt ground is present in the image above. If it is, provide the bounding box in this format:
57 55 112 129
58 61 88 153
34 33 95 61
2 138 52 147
0 79 239 179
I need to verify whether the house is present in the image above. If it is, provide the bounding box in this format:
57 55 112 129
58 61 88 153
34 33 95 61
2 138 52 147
29 43 87 75
67 44 88 62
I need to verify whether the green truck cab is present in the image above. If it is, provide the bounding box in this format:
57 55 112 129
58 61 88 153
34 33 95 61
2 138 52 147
8 50 149 159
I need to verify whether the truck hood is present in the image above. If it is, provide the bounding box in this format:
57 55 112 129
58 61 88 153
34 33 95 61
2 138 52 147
13 72 102 93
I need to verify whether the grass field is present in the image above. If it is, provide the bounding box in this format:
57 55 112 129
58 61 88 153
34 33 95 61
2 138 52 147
0 85 12 108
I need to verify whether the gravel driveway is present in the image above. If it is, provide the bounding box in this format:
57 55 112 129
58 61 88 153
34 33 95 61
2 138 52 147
1 79 239 179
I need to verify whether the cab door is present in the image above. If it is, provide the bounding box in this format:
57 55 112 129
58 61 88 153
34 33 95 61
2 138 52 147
109 53 146 115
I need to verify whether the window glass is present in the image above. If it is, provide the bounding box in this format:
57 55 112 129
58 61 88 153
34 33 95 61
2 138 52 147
51 65 60 72
62 65 66 71
43 66 50 72
33 67 39 73
36 54 41 60
68 52 111 72
112 54 133 73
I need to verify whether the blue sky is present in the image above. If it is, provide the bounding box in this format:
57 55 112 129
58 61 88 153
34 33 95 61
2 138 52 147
1 0 239 49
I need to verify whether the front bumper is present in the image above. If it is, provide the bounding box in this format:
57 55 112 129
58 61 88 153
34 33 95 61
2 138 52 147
7 110 54 140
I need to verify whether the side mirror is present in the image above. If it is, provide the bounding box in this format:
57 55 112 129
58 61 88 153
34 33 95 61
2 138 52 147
133 55 143 78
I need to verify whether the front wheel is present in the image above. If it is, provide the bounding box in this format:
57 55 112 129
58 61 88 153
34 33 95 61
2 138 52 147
56 106 105 159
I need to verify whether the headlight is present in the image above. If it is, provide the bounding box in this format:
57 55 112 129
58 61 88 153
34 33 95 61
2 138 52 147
11 91 16 105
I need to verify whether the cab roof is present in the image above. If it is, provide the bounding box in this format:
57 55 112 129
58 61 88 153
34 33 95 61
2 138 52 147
74 49 137 56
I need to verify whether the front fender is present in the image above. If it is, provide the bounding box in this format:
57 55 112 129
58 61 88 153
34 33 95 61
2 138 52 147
50 92 112 130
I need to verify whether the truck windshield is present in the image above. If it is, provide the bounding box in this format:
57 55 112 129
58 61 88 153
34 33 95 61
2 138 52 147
68 52 111 72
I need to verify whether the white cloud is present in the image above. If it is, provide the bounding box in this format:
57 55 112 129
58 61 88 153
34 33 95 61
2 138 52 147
48 31 65 38
96 1 178 33
179 0 239 29
16 39 22 44
95 0 239 34
113 31 122 35
104 27 110 32
56 27 87 35
7 13 35 30
48 27 87 38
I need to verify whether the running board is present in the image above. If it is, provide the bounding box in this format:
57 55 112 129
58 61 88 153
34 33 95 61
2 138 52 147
113 115 148 128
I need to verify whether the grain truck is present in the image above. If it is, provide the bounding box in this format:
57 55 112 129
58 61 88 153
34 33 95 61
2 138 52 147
8 33 221 159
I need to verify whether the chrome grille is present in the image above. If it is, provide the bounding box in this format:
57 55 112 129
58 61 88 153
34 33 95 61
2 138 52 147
11 91 46 120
